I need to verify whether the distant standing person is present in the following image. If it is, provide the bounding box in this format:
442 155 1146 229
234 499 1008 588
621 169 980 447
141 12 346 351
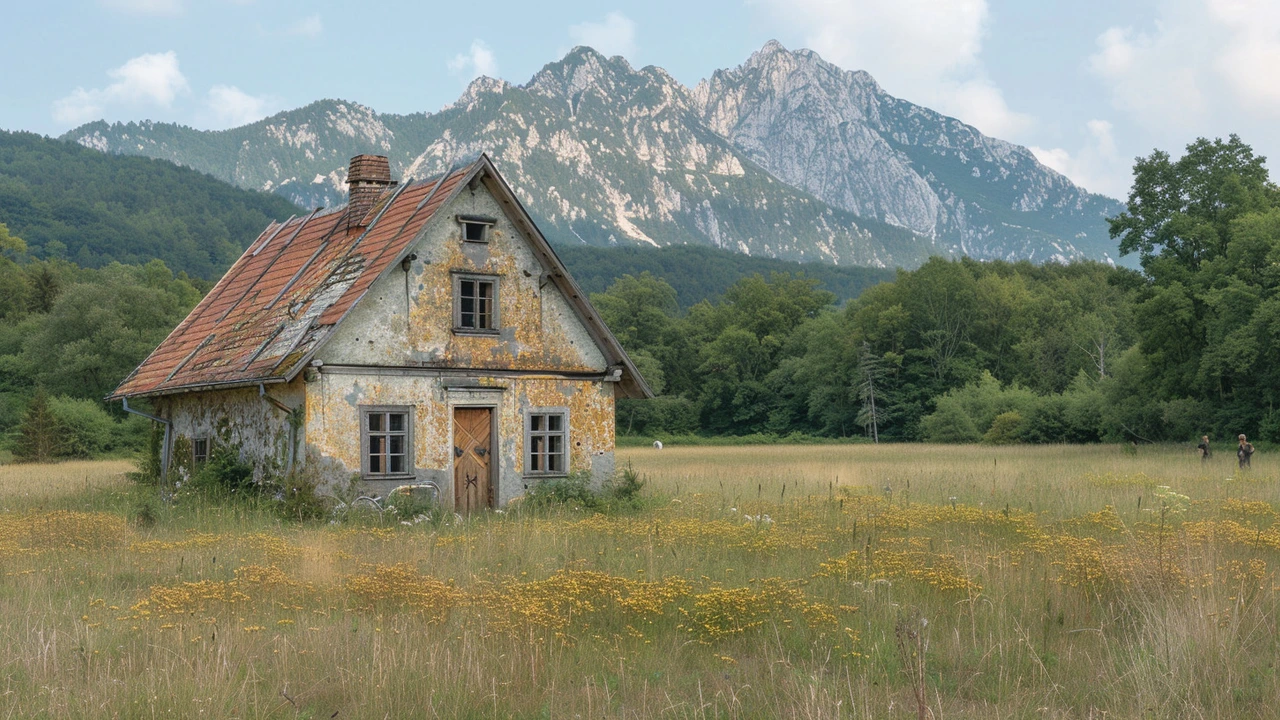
1197 435 1212 462
1238 434 1255 469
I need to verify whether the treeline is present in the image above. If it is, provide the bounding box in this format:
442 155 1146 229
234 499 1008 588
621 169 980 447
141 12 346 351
603 136 1280 444
0 131 300 279
0 224 201 459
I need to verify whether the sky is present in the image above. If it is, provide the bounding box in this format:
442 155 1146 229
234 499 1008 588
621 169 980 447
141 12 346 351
3 0 1279 200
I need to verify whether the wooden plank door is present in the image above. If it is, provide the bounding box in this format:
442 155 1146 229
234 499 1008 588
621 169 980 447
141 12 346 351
453 407 493 513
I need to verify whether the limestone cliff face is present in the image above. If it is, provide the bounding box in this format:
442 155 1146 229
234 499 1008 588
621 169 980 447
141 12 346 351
64 43 1121 268
693 41 1123 263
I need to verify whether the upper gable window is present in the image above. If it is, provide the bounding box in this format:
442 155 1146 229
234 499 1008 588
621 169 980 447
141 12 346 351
457 214 496 243
453 273 499 333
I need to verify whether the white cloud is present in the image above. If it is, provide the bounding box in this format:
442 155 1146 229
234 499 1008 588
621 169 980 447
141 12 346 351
1089 0 1280 138
286 14 323 38
568 11 637 59
448 40 499 82
752 0 1032 140
100 0 182 15
1031 119 1131 198
206 85 273 129
52 51 189 127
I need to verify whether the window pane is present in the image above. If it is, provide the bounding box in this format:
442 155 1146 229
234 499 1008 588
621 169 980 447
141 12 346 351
548 452 564 472
389 435 403 454
389 413 404 432
548 414 563 432
531 414 543 431
370 454 382 474
369 435 384 455
368 413 382 432
548 435 563 455
461 279 474 298
389 455 405 474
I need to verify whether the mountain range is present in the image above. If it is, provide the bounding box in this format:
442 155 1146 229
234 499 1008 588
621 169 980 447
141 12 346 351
64 41 1125 269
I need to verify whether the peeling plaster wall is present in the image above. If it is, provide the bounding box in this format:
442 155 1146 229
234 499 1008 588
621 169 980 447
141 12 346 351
321 180 607 372
157 381 304 480
303 370 615 506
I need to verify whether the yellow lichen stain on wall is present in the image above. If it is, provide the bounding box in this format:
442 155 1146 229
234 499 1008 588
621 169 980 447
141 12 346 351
304 375 446 477
512 378 615 474
407 228 600 373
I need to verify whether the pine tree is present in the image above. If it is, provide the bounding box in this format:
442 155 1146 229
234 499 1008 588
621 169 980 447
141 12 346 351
14 388 60 463
856 342 886 443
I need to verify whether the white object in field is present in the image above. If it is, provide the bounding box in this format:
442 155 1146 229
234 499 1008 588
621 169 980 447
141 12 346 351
653 440 664 450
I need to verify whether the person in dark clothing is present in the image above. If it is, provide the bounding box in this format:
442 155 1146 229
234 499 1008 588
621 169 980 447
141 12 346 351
1197 435 1212 462
1238 434 1255 469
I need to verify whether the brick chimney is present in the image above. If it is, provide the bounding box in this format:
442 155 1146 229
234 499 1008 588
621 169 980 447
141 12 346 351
346 154 397 230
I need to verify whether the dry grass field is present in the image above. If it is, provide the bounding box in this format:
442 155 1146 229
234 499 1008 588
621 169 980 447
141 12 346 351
2 444 1279 718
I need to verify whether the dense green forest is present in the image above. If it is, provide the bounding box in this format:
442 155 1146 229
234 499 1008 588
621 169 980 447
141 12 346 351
600 136 1280 445
2 134 1277 459
0 131 300 279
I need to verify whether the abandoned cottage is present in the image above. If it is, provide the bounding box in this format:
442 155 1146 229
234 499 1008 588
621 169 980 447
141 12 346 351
109 154 651 511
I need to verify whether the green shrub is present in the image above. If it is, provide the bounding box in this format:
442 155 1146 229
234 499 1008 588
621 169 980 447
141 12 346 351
984 411 1027 444
920 398 981 443
617 395 700 436
524 472 599 510
188 445 257 497
274 468 328 522
604 462 646 509
47 396 116 458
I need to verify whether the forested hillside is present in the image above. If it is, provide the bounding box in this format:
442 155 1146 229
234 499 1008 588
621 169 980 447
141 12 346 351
0 131 300 280
558 244 893 308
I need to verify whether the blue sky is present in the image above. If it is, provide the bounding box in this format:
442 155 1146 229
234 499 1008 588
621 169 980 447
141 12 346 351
4 0 1279 199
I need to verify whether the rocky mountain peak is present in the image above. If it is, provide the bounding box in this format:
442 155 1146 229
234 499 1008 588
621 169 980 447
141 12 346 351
443 76 511 113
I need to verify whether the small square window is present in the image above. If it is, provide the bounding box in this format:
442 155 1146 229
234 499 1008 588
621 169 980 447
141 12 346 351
362 407 413 478
453 274 499 332
457 215 495 243
192 438 210 465
526 410 569 476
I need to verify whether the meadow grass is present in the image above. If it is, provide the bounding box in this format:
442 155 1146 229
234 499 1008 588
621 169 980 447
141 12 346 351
1 444 1278 718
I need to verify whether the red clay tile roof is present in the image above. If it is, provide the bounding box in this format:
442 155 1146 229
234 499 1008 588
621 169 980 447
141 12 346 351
109 160 477 399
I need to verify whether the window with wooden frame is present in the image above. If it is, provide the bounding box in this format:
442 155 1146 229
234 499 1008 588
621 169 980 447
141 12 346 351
457 214 496 243
453 273 499 333
192 437 211 466
525 409 569 476
361 406 413 478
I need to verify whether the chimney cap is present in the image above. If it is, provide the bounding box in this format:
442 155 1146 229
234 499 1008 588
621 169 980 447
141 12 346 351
348 154 392 184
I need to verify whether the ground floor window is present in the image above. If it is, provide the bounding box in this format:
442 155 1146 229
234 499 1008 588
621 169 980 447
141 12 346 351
362 407 413 478
526 409 568 476
192 437 211 465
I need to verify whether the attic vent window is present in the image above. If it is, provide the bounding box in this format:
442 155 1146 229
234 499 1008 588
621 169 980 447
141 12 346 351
457 215 496 243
